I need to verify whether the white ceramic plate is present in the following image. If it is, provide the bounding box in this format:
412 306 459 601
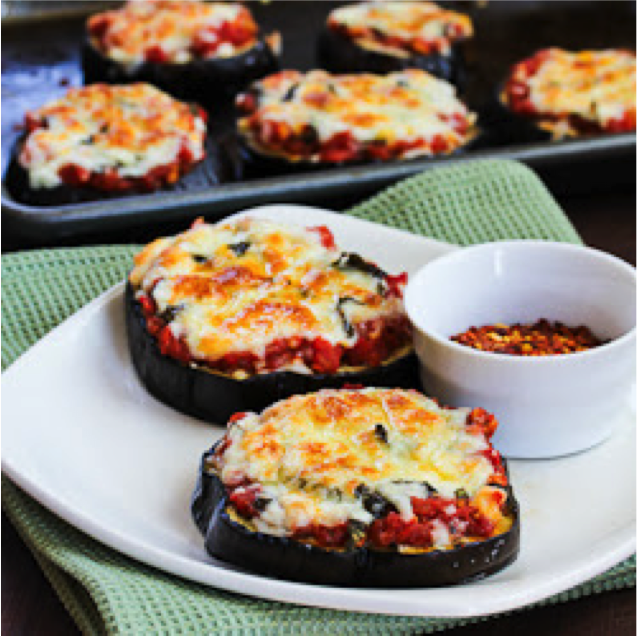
3 205 635 618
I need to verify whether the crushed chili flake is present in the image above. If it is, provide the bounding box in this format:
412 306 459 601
451 319 605 356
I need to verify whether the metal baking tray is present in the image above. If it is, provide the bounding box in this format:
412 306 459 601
2 0 635 241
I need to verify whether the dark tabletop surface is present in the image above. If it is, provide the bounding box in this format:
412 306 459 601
2 156 636 635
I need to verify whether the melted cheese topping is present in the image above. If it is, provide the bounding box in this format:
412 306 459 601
240 69 475 159
19 83 206 190
88 0 256 64
216 388 496 541
328 1 473 57
525 49 635 128
129 217 406 372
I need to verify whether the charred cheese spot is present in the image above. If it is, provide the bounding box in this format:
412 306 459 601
19 83 206 190
216 388 504 543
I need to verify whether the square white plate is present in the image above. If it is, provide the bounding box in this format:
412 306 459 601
3 205 635 618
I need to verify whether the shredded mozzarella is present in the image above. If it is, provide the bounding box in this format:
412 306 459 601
215 388 497 540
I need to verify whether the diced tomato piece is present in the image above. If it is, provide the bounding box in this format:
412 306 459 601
365 141 394 161
308 225 336 249
319 132 359 163
229 485 261 518
346 332 383 367
91 168 132 192
480 448 508 485
385 272 408 298
58 163 91 186
282 126 319 156
259 119 291 145
236 91 258 114
264 338 297 370
431 134 449 154
142 163 180 190
466 511 495 537
218 20 255 47
145 45 169 63
157 326 191 363
606 107 636 133
294 523 350 548
345 316 411 368
311 337 343 374
398 520 432 546
412 36 435 55
178 143 195 166
138 295 157 317
315 523 349 547
87 14 112 40
507 80 530 100
196 106 208 124
481 447 502 470
466 407 498 439
219 351 258 373
192 28 220 57
368 512 433 548
146 315 164 336
441 112 469 135
25 113 43 133
412 497 445 520
228 412 248 424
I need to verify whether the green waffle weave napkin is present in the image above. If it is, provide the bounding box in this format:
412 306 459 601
2 159 634 636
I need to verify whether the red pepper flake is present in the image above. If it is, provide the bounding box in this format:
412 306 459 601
451 319 605 356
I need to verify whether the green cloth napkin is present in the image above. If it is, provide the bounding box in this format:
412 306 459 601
2 159 634 636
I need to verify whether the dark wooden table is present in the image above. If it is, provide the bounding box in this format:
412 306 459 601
2 167 635 635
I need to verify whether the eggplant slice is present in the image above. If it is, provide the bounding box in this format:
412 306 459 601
192 444 520 587
235 127 484 180
5 133 226 207
125 282 420 424
317 27 467 90
82 36 280 105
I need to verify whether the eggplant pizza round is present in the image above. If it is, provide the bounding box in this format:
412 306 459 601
235 68 477 165
82 0 281 102
502 47 636 139
192 387 520 586
7 83 207 206
126 217 418 423
318 1 473 86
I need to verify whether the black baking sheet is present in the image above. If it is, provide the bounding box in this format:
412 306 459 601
2 0 635 241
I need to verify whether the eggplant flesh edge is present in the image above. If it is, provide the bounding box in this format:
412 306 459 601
125 282 421 424
317 27 467 90
81 37 279 104
192 446 520 587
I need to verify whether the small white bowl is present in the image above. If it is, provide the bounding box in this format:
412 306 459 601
404 241 636 459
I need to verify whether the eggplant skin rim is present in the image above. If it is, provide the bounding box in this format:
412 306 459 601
125 282 421 424
81 36 280 103
191 444 521 588
317 27 468 88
